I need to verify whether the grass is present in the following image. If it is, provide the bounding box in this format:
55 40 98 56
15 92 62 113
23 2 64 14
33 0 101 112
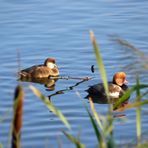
90 32 148 147
90 31 115 148
62 31 148 148
30 85 71 129
136 77 142 146
63 131 85 148
0 32 148 148
110 35 148 74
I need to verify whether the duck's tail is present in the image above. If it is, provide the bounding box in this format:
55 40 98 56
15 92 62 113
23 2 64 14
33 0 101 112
17 71 30 80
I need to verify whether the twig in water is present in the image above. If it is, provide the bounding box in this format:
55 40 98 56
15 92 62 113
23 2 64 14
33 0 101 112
49 76 93 81
48 78 92 100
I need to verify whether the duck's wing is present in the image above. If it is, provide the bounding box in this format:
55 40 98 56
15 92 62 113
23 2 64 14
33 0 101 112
18 65 42 78
86 83 106 96
31 66 59 78
20 65 40 73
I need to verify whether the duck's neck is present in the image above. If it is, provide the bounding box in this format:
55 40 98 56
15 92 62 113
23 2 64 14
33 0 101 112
112 79 122 87
112 79 117 85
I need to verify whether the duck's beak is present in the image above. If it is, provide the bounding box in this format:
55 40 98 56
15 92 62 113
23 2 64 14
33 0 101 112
124 79 128 84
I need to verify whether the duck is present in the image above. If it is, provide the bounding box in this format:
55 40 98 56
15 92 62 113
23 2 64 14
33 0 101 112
86 72 129 103
18 58 59 79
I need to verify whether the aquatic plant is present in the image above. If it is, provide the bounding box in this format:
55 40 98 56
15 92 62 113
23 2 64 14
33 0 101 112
11 85 24 148
30 85 71 129
64 31 148 148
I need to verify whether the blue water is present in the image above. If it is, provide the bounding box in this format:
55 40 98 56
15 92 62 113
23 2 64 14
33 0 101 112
0 0 148 147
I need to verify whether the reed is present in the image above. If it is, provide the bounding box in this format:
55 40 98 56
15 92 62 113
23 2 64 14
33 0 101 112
85 101 106 148
87 31 148 147
0 143 3 148
90 31 109 98
90 31 115 147
30 85 71 129
63 131 85 148
136 77 141 146
11 85 24 148
113 84 148 110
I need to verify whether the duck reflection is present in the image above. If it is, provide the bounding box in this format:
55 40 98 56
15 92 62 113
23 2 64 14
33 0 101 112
85 91 129 112
19 77 58 91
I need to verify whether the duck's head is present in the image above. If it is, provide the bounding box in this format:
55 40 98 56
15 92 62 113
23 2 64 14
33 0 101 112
113 72 128 86
44 58 58 69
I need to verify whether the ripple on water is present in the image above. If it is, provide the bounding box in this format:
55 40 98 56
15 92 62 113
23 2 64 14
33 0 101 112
0 0 148 147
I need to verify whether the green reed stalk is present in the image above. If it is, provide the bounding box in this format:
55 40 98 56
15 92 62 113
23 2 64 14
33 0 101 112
89 97 103 131
63 131 85 148
90 31 109 98
90 31 115 147
86 105 106 148
0 143 3 148
30 85 71 129
113 84 148 110
136 77 141 146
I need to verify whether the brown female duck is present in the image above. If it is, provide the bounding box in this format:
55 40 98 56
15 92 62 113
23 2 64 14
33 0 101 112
18 58 59 79
86 72 128 103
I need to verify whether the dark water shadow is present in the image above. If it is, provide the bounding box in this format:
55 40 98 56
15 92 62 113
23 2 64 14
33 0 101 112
47 79 90 100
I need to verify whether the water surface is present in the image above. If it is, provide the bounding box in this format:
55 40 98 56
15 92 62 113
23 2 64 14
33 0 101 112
0 0 148 147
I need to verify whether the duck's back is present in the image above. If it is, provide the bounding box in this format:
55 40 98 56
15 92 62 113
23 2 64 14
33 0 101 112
86 83 108 98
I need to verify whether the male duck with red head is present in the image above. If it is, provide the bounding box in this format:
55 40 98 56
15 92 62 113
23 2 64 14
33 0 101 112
18 58 59 79
86 72 128 102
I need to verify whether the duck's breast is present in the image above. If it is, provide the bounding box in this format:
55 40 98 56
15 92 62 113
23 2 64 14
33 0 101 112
108 84 123 99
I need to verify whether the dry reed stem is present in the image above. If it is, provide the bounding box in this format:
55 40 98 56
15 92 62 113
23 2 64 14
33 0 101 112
12 85 24 148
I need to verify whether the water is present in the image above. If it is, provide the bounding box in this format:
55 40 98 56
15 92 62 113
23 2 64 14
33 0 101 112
0 0 148 147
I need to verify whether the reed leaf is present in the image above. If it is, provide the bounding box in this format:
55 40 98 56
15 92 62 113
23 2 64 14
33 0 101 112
113 84 148 110
90 31 109 98
88 97 116 147
63 131 85 148
136 77 141 145
89 97 103 131
120 100 148 110
90 31 114 142
85 105 106 148
12 85 24 148
30 85 71 129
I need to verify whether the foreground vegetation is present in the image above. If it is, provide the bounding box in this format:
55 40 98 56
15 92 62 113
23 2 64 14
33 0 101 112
0 31 148 148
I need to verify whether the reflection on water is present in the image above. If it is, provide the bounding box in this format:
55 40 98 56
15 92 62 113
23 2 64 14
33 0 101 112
19 75 91 100
48 78 90 100
19 77 58 91
20 75 130 113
